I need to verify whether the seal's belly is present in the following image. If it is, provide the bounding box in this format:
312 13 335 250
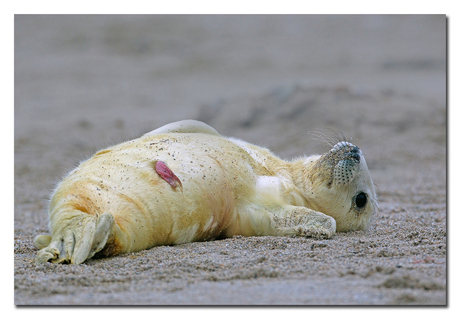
51 133 261 251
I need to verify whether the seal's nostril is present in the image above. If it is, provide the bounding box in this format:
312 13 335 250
344 152 360 162
351 146 359 153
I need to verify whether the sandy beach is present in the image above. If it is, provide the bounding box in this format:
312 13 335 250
14 15 446 305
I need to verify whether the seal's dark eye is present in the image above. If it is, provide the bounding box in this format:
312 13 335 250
355 192 367 208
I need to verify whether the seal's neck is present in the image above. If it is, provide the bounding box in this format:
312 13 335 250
255 152 322 207
289 155 320 185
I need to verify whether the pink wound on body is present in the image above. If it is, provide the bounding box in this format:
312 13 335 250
155 161 182 190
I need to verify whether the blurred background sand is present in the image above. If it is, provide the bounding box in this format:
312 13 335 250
14 15 446 305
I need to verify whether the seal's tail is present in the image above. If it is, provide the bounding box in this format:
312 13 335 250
34 212 114 264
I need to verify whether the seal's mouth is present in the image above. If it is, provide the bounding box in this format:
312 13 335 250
316 141 362 187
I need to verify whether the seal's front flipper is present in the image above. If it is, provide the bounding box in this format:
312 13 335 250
143 119 220 137
35 212 114 264
272 206 336 239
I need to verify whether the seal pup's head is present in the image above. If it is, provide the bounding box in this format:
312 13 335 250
305 141 378 232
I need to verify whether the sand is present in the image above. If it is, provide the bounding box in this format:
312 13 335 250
14 15 446 305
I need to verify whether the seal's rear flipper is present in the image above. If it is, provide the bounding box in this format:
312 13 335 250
143 119 220 137
34 234 52 250
35 212 114 264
